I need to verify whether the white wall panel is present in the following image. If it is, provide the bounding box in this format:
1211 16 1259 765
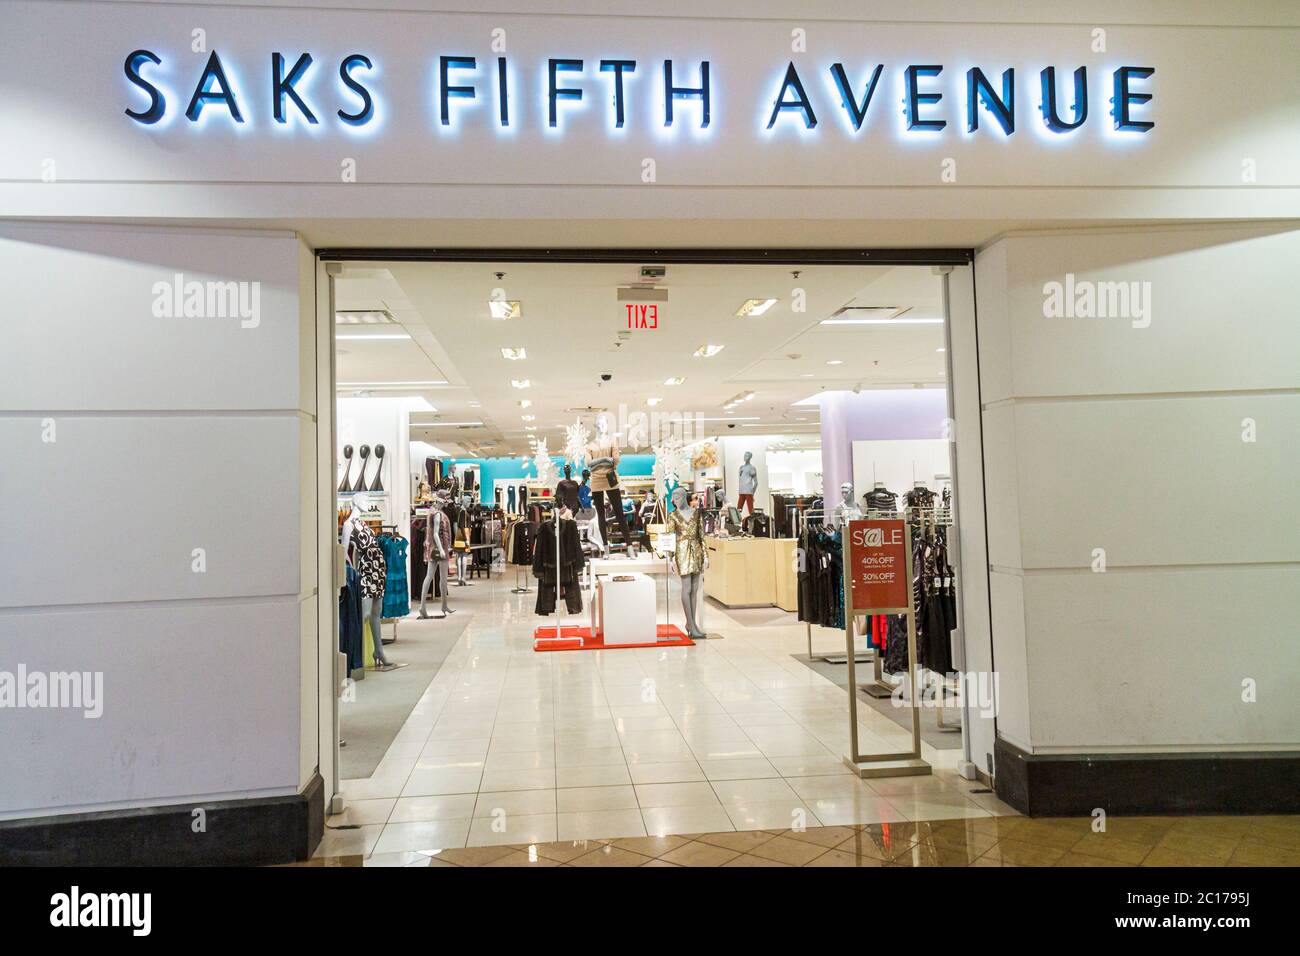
1001 227 1300 399
0 415 303 609
0 222 304 412
1022 567 1300 750
1013 395 1300 569
0 599 302 816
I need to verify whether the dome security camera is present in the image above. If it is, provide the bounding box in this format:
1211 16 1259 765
727 423 737 429
600 372 613 381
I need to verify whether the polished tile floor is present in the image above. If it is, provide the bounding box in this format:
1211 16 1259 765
306 814 1300 867
316 568 1298 867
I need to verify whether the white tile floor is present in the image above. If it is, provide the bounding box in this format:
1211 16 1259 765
319 569 1017 859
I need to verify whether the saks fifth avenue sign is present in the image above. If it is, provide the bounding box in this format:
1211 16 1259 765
122 50 1155 137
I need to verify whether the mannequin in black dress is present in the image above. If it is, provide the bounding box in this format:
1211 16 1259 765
555 464 582 514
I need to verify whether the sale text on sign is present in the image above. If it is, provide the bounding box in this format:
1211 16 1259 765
846 518 909 611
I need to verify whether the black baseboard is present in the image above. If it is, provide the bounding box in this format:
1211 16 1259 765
0 773 324 866
994 738 1300 817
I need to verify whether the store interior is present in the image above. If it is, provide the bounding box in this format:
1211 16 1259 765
326 259 1004 858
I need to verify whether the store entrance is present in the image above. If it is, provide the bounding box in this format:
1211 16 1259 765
320 250 994 858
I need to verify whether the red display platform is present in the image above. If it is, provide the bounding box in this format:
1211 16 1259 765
533 624 693 652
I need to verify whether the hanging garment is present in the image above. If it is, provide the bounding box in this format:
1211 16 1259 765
378 533 410 618
532 518 585 615
864 487 899 513
339 564 364 673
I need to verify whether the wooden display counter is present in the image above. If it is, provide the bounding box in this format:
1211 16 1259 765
703 535 799 610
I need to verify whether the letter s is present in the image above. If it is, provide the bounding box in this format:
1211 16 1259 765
338 54 375 126
125 49 166 124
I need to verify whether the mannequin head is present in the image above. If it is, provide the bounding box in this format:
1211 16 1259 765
743 451 752 465
351 491 371 513
564 464 572 479
594 413 611 437
672 487 690 512
581 469 590 484
840 482 853 505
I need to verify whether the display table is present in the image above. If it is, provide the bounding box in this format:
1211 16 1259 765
591 572 657 645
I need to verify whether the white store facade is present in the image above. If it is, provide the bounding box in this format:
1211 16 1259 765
1 0 1297 863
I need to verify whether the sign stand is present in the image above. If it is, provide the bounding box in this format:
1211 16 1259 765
842 518 931 779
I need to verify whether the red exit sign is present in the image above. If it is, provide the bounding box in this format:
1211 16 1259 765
625 303 659 329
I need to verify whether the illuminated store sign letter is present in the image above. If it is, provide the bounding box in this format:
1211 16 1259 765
966 67 1014 134
830 62 883 132
599 59 637 128
124 49 166 125
548 58 583 127
185 50 243 122
664 60 710 127
1039 66 1087 132
440 55 477 125
337 54 375 126
273 52 317 124
1112 66 1155 131
904 64 945 131
767 62 817 128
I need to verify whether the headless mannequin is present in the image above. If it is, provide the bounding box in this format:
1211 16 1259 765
737 451 758 515
342 493 391 667
419 495 454 618
586 414 632 556
670 488 708 639
833 481 862 529
556 464 581 513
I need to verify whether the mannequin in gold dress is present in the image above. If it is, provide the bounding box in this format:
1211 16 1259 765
665 486 708 639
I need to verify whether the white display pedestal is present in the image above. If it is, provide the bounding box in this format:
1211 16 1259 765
584 554 670 590
592 573 657 645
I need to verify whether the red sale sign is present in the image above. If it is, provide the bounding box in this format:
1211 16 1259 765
845 518 910 611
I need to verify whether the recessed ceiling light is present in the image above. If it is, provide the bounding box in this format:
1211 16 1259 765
801 373 815 377
936 347 947 352
693 344 726 358
409 420 483 427
820 318 943 325
488 299 522 320
335 332 411 340
336 310 395 325
826 360 844 366
501 347 527 360
735 298 778 317
697 416 760 422
511 379 531 389
663 377 685 386
646 397 662 406
517 399 532 408
521 414 535 421
525 425 537 431
337 380 447 387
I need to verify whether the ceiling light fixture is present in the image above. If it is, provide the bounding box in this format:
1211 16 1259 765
521 414 535 421
511 379 531 389
501 347 527 360
518 399 532 408
826 360 844 366
936 347 947 352
336 310 395 325
646 397 662 406
735 298 778 317
409 420 483 427
488 299 522 320
663 377 685 386
334 332 411 340
819 318 943 325
693 344 726 358
337 380 447 387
